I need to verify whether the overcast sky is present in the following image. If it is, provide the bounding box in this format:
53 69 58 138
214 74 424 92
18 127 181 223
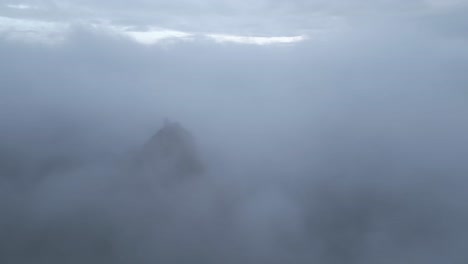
1 0 468 44
1 1 468 263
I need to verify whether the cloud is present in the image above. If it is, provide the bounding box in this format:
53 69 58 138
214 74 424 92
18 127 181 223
1 1 468 263
1 0 467 40
5 3 37 10
0 15 310 45
0 0 406 36
0 16 68 44
123 28 194 44
207 34 306 45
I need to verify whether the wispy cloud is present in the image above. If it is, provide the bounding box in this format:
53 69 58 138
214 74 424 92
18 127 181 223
0 16 68 44
123 28 194 45
5 3 37 10
207 34 307 45
0 16 309 46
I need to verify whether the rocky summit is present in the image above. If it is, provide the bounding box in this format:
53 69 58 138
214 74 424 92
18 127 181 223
136 120 204 184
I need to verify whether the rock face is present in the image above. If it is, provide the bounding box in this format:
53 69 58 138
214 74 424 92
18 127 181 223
136 120 204 183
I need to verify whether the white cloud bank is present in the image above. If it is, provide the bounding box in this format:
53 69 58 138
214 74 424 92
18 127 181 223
0 15 309 46
6 4 35 10
207 34 306 45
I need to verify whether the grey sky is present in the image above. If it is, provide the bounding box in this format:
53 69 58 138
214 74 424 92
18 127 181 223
1 0 468 263
0 0 467 41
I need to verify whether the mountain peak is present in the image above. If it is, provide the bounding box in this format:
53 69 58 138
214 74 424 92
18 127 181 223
136 120 204 184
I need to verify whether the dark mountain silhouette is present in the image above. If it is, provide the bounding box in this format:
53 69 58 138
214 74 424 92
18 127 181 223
135 120 204 184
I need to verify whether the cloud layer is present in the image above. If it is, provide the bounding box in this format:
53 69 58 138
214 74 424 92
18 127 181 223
1 1 468 263
1 0 467 42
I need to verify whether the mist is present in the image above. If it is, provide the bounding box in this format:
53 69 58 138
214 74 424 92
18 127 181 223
1 5 468 263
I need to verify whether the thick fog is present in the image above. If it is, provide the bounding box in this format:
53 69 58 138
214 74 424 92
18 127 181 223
1 2 468 263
